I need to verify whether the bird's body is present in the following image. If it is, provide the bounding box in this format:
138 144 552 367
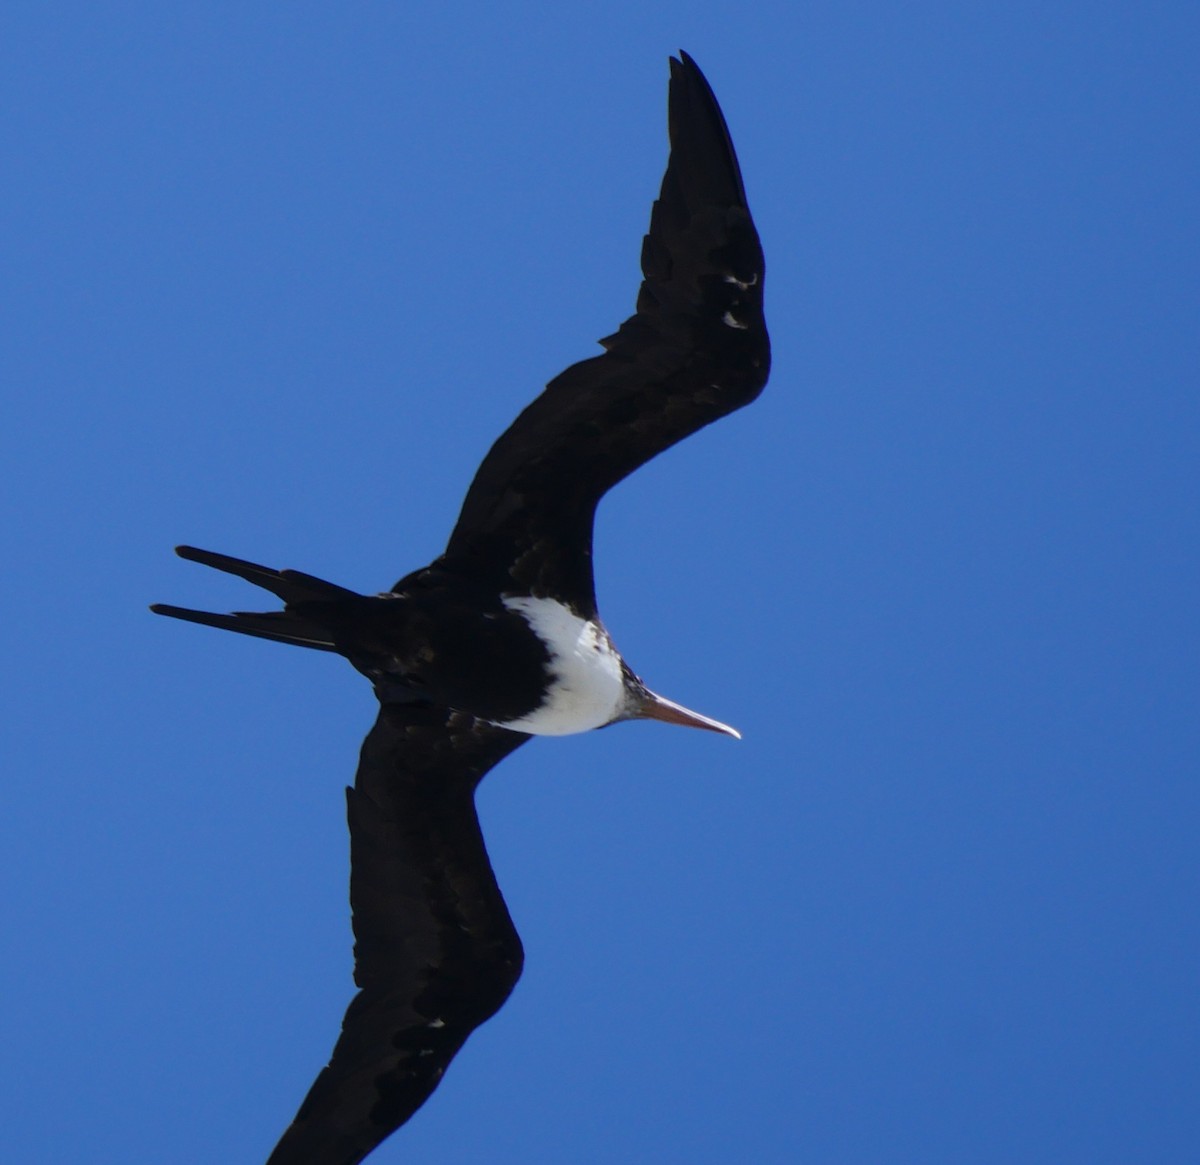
154 52 767 1165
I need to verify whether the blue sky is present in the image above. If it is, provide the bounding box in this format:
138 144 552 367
2 3 1197 1163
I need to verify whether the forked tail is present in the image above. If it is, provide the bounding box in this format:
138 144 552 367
150 545 358 652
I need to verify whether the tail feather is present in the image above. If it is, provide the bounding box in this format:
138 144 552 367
152 546 360 652
149 603 340 651
173 545 360 605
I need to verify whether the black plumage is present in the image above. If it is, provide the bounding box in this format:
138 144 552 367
268 707 527 1165
153 52 768 1165
444 54 767 606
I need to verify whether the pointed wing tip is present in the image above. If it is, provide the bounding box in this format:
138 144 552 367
667 51 709 98
670 50 703 82
663 50 750 213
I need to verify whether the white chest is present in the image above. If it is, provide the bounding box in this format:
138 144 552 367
491 596 627 735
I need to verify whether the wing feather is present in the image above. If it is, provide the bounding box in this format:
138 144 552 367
442 53 769 607
265 705 529 1165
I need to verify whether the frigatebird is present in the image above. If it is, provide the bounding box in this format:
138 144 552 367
153 52 768 1165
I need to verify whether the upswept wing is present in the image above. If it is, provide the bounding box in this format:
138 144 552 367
266 706 529 1165
442 53 769 608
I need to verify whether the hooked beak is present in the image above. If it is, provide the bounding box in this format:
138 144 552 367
633 689 741 739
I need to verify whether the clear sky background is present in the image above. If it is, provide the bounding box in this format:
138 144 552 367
2 4 1196 1163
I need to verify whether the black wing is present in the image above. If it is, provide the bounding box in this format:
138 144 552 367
441 53 769 609
266 705 529 1165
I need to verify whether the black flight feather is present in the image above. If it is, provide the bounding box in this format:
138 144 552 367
152 52 768 1165
441 51 768 607
265 707 528 1165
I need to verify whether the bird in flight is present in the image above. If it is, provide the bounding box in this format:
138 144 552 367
153 51 768 1165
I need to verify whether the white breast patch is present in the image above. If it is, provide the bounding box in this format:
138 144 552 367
492 596 627 735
